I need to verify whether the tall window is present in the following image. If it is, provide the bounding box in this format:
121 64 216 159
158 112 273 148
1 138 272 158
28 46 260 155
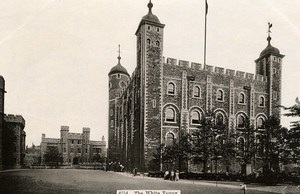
156 41 160 47
191 110 201 124
215 113 224 126
237 115 246 128
239 93 245 104
238 137 245 156
165 108 175 122
193 86 201 98
257 117 264 129
147 38 151 45
259 96 265 107
217 89 224 101
167 82 175 95
166 133 174 146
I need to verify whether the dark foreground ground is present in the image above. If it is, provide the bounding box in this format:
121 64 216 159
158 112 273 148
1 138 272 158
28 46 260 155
0 169 293 194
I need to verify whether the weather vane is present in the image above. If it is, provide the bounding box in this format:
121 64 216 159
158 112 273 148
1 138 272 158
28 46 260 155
268 22 272 37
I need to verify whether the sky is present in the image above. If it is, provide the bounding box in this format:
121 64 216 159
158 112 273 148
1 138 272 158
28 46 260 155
0 0 299 147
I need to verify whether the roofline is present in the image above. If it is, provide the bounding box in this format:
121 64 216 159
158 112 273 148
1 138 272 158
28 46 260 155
135 19 165 35
255 53 285 63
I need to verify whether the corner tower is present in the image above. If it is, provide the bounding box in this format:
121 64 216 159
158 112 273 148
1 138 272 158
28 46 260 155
108 46 129 162
135 0 165 171
255 23 284 119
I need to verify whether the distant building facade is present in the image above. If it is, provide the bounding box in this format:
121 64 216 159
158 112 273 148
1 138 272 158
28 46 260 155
40 126 106 164
24 144 41 166
108 2 284 172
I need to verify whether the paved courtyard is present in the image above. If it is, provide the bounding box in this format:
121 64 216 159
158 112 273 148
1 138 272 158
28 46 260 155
0 169 293 194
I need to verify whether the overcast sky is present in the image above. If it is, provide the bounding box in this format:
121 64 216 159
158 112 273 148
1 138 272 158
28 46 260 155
0 0 299 146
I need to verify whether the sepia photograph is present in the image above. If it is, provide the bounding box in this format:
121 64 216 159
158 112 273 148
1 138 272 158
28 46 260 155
0 0 300 193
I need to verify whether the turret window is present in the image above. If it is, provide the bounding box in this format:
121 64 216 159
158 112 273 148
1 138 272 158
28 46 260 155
157 27 160 32
193 86 201 98
156 41 160 47
167 82 176 95
148 26 151 30
147 38 151 45
216 89 224 101
259 96 265 107
238 93 245 104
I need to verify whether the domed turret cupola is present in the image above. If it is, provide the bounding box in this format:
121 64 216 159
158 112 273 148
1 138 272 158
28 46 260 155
255 23 285 63
135 0 165 35
108 45 129 77
142 0 161 24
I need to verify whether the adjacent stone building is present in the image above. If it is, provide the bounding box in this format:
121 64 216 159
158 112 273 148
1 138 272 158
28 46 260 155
108 1 284 172
0 75 26 170
40 126 106 164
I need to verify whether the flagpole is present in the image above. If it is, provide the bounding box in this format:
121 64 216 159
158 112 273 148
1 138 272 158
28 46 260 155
204 0 208 66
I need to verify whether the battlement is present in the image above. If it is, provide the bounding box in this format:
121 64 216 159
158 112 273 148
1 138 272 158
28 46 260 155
42 138 60 144
83 127 90 133
4 114 25 127
67 133 82 139
61 126 69 131
164 57 267 82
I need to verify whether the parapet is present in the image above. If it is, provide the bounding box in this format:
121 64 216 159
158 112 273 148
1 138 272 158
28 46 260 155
164 57 268 82
83 127 90 133
61 126 69 131
4 114 25 127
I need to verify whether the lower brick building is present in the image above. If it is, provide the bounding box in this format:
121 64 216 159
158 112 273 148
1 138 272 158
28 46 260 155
40 126 106 164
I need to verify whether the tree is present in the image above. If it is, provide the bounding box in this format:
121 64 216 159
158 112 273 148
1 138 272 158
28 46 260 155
161 130 191 171
191 116 214 173
44 146 63 165
256 116 284 174
92 153 104 163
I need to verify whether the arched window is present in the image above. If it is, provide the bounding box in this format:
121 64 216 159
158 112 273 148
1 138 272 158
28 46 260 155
259 96 265 107
193 86 201 98
165 108 175 122
191 110 201 124
156 41 160 47
238 137 245 156
217 89 224 101
167 82 175 95
257 117 264 129
237 115 245 128
215 113 224 126
239 93 245 104
166 133 174 146
147 38 151 45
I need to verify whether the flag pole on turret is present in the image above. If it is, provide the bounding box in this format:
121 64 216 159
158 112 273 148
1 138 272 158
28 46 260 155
204 0 208 66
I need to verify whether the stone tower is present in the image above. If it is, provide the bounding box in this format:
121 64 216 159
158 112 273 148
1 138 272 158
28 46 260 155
255 28 284 119
108 46 130 162
135 0 165 171
0 76 5 170
82 127 90 162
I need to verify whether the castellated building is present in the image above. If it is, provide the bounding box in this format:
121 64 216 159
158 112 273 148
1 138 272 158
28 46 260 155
40 126 106 164
108 2 284 172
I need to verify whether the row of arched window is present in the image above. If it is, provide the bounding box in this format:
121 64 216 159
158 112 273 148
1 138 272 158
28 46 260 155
164 107 225 126
147 38 160 47
166 82 265 106
164 106 265 129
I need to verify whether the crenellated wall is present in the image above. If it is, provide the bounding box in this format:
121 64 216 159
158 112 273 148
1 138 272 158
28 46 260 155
164 57 267 82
